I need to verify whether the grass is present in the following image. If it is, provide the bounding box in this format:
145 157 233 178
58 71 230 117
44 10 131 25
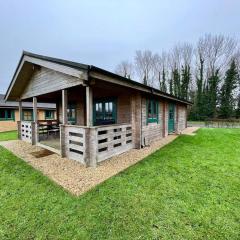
0 130 17 141
0 129 239 239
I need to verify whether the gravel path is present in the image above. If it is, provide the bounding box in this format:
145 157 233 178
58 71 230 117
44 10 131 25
0 127 199 196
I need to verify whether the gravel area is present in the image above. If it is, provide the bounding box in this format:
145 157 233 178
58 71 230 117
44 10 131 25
181 126 199 135
0 127 199 196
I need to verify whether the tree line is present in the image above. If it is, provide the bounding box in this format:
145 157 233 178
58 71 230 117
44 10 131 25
115 34 240 120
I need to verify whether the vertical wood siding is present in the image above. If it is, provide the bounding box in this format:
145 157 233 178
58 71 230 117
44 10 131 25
141 97 163 146
177 105 187 131
21 67 85 99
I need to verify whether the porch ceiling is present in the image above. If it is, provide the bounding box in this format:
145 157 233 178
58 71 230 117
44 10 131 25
22 85 86 103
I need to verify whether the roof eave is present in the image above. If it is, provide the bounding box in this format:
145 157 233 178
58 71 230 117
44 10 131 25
89 66 193 105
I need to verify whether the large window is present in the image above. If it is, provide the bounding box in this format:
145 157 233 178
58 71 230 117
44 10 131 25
23 110 33 121
45 110 54 120
0 109 15 121
93 98 117 125
68 103 76 124
147 99 159 123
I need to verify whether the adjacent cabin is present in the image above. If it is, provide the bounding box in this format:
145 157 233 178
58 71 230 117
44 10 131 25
5 51 192 167
0 94 56 132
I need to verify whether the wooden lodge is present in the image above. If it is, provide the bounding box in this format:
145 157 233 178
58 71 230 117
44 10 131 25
0 94 56 132
5 51 191 167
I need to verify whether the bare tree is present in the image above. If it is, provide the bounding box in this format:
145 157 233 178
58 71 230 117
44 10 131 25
115 60 135 79
182 43 193 66
166 43 193 97
198 34 238 76
152 51 168 91
134 50 157 86
232 48 240 71
168 43 193 71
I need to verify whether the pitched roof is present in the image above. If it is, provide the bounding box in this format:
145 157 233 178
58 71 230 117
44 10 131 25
0 94 56 109
5 51 192 105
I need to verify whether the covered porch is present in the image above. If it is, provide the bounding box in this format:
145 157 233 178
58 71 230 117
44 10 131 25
18 81 140 167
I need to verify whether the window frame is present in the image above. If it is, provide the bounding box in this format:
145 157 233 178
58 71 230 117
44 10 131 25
22 110 33 121
67 103 76 125
93 97 117 126
0 109 15 121
45 110 54 120
146 99 159 124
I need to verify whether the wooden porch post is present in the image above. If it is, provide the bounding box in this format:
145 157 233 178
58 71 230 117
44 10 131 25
162 101 166 137
18 101 22 139
56 101 59 122
60 89 68 157
62 89 68 125
33 97 38 122
85 86 96 167
32 97 38 145
85 128 97 168
86 86 93 127
19 101 23 121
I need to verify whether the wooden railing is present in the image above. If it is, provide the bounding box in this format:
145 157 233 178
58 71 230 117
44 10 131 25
96 124 133 162
18 122 133 166
205 119 240 128
61 123 133 166
63 125 86 164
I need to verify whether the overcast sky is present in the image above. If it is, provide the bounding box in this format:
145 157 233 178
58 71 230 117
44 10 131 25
0 0 239 93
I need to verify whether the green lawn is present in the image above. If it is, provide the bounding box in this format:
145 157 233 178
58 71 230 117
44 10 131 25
0 129 239 239
0 130 17 141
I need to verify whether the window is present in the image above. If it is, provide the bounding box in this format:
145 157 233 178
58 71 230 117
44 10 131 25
45 110 54 120
68 103 76 124
0 109 15 121
93 98 117 125
147 99 159 123
23 110 33 121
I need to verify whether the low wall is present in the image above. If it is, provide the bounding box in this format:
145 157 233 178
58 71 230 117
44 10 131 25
20 121 33 143
61 123 133 167
96 124 133 162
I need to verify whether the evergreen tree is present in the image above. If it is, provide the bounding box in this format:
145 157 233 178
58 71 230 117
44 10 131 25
196 57 204 114
160 68 167 92
207 70 220 118
201 81 210 119
195 56 204 120
181 64 191 99
236 94 240 118
172 68 181 97
219 60 239 118
143 74 147 85
169 77 173 95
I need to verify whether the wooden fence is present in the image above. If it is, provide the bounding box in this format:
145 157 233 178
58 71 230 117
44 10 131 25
205 119 240 128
